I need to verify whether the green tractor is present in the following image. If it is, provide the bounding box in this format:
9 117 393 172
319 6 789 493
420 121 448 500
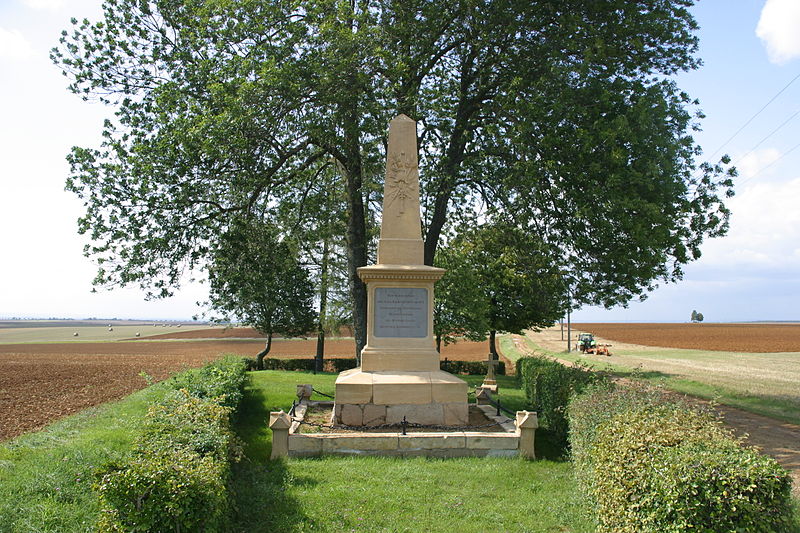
577 333 596 353
577 333 612 356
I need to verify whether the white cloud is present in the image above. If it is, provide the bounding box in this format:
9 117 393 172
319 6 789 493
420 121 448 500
699 176 800 272
21 0 64 10
736 147 781 179
757 0 800 64
0 27 35 60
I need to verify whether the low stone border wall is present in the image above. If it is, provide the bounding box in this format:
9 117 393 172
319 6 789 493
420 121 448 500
269 401 538 459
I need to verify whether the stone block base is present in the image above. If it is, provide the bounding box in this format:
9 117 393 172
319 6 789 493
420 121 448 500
334 368 468 426
334 401 468 426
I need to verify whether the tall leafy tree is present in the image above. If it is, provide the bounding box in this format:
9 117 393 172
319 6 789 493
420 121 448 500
433 239 490 351
436 222 566 357
54 0 734 355
207 220 316 370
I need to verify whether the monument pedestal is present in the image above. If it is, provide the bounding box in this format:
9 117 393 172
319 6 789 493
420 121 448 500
334 264 469 427
334 368 468 426
334 115 468 427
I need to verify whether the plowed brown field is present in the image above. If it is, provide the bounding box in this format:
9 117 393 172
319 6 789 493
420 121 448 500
0 336 493 441
574 323 800 352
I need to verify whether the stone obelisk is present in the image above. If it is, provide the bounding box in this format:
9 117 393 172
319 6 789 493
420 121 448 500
333 115 468 427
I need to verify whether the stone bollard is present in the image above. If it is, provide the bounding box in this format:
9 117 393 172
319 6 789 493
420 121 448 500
296 384 313 402
269 411 292 459
475 387 492 406
516 411 538 460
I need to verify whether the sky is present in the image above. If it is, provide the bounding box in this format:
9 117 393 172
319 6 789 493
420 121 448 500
1 0 799 322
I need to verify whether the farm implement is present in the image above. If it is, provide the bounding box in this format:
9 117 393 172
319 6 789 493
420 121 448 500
576 333 612 356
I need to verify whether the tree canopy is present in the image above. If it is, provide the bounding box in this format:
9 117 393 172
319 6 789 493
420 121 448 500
207 219 317 369
53 0 734 353
435 222 566 355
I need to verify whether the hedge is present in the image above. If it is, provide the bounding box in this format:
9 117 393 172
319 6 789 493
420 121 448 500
568 383 795 532
253 357 504 375
96 356 248 532
516 356 601 447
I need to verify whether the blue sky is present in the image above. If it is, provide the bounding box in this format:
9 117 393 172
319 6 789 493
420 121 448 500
1 0 799 322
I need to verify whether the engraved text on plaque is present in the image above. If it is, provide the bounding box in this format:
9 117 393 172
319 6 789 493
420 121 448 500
374 287 427 338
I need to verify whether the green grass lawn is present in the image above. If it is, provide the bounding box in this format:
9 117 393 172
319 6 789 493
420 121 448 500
229 370 592 532
0 382 172 532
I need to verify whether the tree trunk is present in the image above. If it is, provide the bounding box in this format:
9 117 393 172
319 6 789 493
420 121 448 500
436 334 442 353
341 104 368 362
256 332 273 370
315 238 330 373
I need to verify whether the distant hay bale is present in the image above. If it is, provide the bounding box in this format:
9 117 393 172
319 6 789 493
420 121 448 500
73 332 78 337
108 327 113 332
135 332 140 337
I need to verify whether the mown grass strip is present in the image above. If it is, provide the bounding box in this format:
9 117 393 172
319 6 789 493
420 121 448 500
0 383 171 532
230 369 593 532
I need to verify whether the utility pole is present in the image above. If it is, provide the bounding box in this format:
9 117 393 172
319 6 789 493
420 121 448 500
567 300 571 353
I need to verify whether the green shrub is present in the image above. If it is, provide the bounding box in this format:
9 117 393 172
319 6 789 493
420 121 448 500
96 357 247 532
441 359 506 375
645 443 794 532
97 449 228 533
137 391 239 463
516 356 601 446
256 357 501 375
167 355 248 409
569 383 795 532
568 380 673 493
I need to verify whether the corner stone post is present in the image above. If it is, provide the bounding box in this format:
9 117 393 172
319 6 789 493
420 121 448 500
516 411 538 460
269 411 292 459
296 384 313 402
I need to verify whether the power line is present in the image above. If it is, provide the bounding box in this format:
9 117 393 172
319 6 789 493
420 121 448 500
705 70 800 162
737 138 800 187
731 108 800 168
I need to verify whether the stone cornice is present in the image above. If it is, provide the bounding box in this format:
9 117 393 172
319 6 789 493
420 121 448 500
358 264 445 282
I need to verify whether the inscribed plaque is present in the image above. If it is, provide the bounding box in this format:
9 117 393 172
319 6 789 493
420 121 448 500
374 287 428 338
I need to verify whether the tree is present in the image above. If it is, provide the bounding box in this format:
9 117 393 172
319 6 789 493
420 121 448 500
436 222 566 357
207 220 317 370
433 240 490 352
54 0 734 354
696 312 704 323
691 310 698 322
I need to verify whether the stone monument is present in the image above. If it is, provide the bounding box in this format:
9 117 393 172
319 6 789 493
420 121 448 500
333 114 469 427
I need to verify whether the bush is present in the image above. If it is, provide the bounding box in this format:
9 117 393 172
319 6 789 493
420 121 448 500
137 391 239 463
516 356 601 446
441 359 506 375
97 450 228 533
254 357 501 375
96 357 247 532
167 355 248 409
568 383 795 532
568 380 673 493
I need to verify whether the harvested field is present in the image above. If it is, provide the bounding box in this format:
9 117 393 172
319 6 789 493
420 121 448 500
137 327 264 340
0 337 494 441
574 322 800 353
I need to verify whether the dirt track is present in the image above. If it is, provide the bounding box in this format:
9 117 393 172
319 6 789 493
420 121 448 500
573 322 800 352
0 336 495 441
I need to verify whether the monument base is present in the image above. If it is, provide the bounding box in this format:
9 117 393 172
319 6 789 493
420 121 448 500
334 368 469 426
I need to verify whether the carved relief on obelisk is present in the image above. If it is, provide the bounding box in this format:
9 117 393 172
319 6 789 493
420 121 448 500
377 115 424 265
